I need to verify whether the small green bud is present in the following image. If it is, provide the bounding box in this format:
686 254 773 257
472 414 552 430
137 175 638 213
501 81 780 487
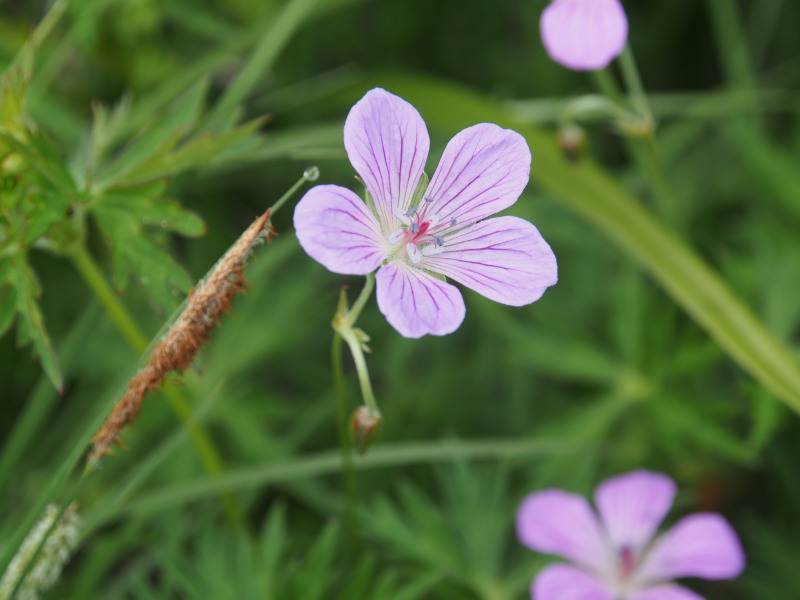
350 406 382 454
558 123 587 162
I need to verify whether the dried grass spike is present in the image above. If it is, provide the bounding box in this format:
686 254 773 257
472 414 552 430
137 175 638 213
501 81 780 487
88 210 273 464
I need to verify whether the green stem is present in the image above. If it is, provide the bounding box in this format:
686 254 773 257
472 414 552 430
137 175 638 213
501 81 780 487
342 271 375 328
69 245 149 353
594 57 679 226
341 329 379 417
592 68 625 106
67 245 246 532
705 0 757 106
618 45 652 121
335 273 379 417
101 438 574 519
269 167 319 216
331 333 360 545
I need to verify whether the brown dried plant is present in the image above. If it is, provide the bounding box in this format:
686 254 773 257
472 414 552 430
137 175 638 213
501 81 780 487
88 210 275 464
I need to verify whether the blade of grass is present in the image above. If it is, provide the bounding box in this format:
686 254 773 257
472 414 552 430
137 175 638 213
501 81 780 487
100 438 576 522
202 0 324 130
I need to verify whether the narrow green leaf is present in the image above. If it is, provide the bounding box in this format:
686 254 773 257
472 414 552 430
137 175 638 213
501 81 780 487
0 280 16 337
95 189 206 237
95 79 210 185
203 0 323 130
92 208 191 310
108 118 265 187
11 259 63 391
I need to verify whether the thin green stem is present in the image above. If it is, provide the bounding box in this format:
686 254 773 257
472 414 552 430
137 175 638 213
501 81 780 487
343 271 375 328
593 54 679 226
705 0 757 103
69 245 149 353
334 273 379 417
102 438 575 519
269 167 319 216
591 68 625 106
67 245 246 532
619 45 652 121
341 329 379 417
331 333 360 546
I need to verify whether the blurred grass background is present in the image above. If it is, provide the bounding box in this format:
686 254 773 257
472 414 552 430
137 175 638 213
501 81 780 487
1 0 800 598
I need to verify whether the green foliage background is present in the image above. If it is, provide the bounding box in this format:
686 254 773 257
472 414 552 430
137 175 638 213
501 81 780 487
1 0 800 598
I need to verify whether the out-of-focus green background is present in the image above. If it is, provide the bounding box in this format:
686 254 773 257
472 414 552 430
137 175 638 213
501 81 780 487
1 0 800 598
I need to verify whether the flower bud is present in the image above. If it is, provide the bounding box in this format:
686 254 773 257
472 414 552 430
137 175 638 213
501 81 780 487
558 123 587 162
350 406 382 454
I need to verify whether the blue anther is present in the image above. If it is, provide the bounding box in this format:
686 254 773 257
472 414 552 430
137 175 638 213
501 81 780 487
433 235 444 246
424 195 434 203
411 222 419 234
406 205 418 217
450 218 457 226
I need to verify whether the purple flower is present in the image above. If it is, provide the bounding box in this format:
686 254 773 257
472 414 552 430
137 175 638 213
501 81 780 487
293 88 557 338
540 0 629 71
517 470 745 600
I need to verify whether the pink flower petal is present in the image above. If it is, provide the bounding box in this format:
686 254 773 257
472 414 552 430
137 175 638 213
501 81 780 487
375 263 465 338
344 88 430 230
594 470 676 552
630 584 705 600
425 123 531 227
517 490 609 572
532 564 614 600
637 513 745 583
540 0 628 71
293 184 385 275
424 216 557 306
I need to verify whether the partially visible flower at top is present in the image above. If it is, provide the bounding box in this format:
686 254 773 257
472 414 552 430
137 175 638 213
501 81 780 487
293 88 557 338
540 0 629 71
517 470 745 600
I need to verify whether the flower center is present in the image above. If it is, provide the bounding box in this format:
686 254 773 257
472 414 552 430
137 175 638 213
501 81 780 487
386 195 456 264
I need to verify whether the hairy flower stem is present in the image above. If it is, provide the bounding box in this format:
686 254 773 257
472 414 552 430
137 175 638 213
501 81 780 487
69 241 246 533
333 273 379 417
330 273 377 546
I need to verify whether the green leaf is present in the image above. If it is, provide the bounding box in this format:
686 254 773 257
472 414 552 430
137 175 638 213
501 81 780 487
92 206 191 309
110 117 266 187
9 257 62 391
22 189 72 245
0 279 16 337
95 79 210 185
95 186 206 237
